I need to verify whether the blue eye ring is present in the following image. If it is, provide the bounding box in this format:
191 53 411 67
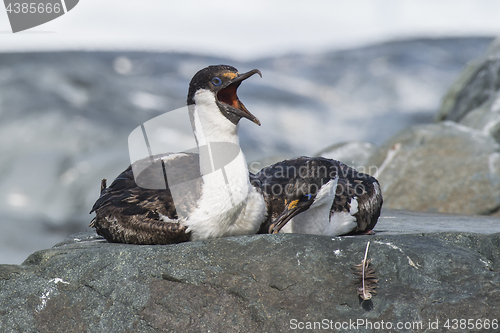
301 194 313 202
212 77 222 86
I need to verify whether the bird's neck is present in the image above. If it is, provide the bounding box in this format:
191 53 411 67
288 178 339 234
288 200 333 234
189 101 243 176
184 99 266 239
189 94 240 147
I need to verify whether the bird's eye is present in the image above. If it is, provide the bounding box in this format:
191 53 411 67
300 194 313 202
212 77 222 86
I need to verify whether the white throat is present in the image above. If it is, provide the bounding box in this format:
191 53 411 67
189 89 240 146
183 90 266 239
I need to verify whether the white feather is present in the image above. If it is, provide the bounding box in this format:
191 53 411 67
182 89 266 239
284 178 338 235
310 178 338 208
349 197 358 215
281 177 360 236
324 211 357 236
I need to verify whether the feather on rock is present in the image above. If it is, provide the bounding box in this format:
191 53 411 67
353 241 378 300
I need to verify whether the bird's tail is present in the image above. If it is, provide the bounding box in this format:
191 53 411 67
100 179 107 194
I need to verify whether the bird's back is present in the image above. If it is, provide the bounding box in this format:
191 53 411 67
332 162 382 234
253 157 382 234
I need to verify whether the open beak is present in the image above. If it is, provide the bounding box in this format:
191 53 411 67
216 69 262 126
269 199 310 234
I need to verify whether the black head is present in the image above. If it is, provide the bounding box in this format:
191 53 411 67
267 158 339 233
187 65 262 125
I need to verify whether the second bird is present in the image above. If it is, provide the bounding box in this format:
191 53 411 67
253 157 383 236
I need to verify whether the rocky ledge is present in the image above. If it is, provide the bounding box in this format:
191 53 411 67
1 210 499 332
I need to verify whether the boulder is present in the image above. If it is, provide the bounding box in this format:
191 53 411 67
368 121 500 215
364 37 500 216
437 37 500 143
1 209 500 332
247 155 295 175
314 141 378 168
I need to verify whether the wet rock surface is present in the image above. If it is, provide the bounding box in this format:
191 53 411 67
1 210 499 332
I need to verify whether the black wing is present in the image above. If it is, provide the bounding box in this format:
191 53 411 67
334 162 383 234
90 153 202 244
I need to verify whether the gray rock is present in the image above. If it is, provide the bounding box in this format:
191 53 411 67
368 121 500 215
437 37 500 143
247 155 295 175
1 209 500 332
314 141 378 168
249 140 377 177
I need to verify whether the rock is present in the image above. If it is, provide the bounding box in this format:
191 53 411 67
314 141 378 168
1 209 500 332
368 121 500 215
437 37 500 143
367 37 500 216
247 155 295 175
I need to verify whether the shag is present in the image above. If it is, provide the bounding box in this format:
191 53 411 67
253 157 382 236
90 65 266 244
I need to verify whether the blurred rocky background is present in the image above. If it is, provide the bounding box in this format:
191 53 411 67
0 36 498 264
367 37 500 216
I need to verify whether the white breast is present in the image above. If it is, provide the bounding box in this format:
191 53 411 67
181 93 267 240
